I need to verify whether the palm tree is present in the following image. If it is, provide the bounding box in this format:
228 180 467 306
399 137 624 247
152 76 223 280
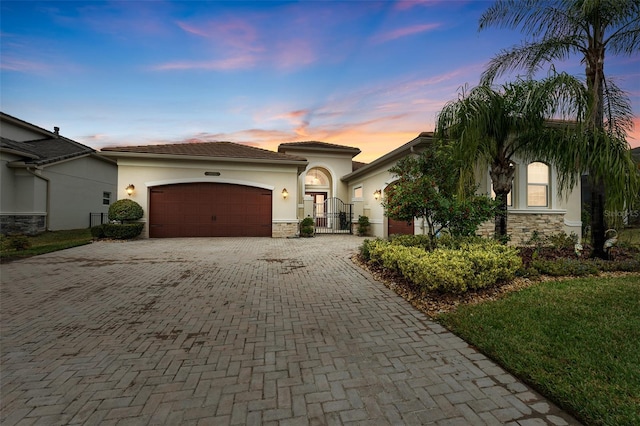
478 0 640 257
436 74 588 239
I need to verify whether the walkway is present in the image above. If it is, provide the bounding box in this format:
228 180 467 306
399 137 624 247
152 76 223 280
0 236 578 425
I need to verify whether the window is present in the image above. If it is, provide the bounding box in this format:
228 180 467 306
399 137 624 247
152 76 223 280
527 162 549 207
353 186 363 199
102 192 111 205
304 168 329 186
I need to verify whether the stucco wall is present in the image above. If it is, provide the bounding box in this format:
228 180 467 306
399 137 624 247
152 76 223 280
1 153 48 234
114 157 300 238
43 155 117 230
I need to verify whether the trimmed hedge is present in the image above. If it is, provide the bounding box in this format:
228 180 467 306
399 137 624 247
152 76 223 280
90 225 106 239
102 223 144 240
366 239 522 293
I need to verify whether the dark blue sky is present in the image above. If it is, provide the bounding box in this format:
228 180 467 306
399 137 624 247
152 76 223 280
2 1 638 161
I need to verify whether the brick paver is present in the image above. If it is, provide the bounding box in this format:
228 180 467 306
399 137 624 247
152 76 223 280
1 236 579 425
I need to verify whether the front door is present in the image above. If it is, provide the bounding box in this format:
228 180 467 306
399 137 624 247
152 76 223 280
306 192 327 227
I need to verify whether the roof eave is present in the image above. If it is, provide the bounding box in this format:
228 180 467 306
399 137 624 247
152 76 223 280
100 150 309 167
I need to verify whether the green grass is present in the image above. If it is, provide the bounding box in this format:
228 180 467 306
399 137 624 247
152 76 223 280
618 227 640 246
438 276 640 426
0 229 93 261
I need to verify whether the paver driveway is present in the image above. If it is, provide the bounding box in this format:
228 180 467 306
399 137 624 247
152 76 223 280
1 236 578 425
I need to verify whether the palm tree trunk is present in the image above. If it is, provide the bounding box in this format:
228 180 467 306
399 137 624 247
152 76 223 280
590 180 607 258
494 192 508 241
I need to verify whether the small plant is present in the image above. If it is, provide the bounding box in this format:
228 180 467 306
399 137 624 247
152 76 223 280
357 216 370 236
300 217 314 238
108 199 143 223
8 234 31 251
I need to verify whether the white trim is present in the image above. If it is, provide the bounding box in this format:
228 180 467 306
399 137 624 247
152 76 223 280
145 177 274 190
508 209 566 214
564 219 582 227
273 219 299 223
369 219 383 224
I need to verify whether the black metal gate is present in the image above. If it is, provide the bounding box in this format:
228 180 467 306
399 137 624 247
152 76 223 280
313 197 353 234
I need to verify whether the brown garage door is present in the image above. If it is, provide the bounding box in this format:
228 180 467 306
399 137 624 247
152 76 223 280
149 183 272 238
388 218 414 236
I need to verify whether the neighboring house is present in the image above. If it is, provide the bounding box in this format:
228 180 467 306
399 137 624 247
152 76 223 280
0 112 118 235
102 132 582 243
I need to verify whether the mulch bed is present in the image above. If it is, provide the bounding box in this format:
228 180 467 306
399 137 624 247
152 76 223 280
353 249 640 319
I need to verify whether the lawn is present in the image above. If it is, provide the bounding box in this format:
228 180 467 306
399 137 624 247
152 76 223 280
0 229 93 262
438 275 640 426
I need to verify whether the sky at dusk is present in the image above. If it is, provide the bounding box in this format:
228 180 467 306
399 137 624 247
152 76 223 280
2 0 639 163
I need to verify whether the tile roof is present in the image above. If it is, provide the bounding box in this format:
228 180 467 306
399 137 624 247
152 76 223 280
278 141 361 155
1 136 95 165
102 141 306 162
352 161 368 171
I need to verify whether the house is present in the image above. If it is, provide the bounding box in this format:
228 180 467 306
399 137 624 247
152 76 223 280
0 112 118 235
102 132 582 243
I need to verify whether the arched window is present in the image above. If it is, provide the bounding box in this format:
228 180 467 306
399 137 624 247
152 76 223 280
527 162 549 207
305 168 330 187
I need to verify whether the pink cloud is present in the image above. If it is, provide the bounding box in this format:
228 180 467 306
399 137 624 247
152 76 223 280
152 56 257 71
372 23 441 44
0 57 51 73
394 0 445 11
177 19 262 52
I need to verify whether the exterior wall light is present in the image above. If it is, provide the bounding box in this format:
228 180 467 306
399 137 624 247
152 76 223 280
126 184 135 196
373 189 382 200
282 188 289 199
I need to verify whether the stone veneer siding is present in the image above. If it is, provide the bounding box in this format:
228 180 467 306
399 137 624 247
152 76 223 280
272 222 298 238
0 214 47 236
477 212 565 246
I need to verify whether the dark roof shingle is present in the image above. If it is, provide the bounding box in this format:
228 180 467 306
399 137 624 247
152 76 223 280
1 136 94 165
102 141 306 162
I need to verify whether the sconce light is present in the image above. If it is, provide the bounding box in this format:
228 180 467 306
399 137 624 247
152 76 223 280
373 189 382 200
282 188 289 199
126 184 135 196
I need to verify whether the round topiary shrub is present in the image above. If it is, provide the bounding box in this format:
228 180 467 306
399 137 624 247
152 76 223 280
108 199 143 222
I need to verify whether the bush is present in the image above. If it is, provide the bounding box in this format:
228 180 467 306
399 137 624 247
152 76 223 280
7 234 31 251
90 225 105 239
367 238 522 293
389 234 435 251
300 217 314 238
359 239 374 261
531 258 599 277
102 223 144 240
357 216 370 236
108 199 144 222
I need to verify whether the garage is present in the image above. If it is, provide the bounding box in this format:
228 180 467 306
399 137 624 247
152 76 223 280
149 183 272 238
388 218 414 236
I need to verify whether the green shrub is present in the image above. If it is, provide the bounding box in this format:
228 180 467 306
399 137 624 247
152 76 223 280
359 239 375 261
90 225 105 239
300 217 314 237
108 199 144 222
531 258 599 277
389 234 435 251
367 238 521 293
8 234 31 251
357 216 371 236
102 223 144 240
546 232 579 249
